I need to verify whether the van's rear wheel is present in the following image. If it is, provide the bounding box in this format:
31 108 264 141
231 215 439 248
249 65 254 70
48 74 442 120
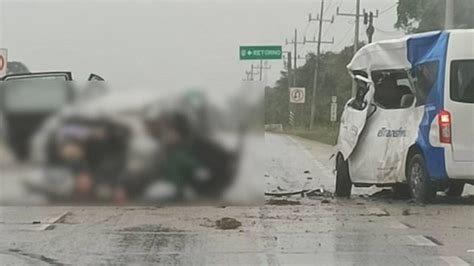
407 154 436 203
445 182 464 197
335 154 352 197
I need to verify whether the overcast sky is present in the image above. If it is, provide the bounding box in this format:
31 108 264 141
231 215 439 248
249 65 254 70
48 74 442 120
1 0 403 91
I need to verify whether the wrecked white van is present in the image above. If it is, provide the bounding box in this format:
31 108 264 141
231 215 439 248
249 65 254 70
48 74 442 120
335 30 474 203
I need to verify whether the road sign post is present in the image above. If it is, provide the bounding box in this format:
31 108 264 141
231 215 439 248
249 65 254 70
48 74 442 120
289 87 305 129
289 87 305 104
240 46 282 60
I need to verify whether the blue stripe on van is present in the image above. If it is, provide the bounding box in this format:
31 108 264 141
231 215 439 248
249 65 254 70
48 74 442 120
407 32 449 180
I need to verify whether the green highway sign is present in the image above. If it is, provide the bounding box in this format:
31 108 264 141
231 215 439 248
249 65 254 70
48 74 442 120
239 45 282 60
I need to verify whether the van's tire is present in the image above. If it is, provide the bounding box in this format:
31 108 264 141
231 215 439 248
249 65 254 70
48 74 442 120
407 154 436 203
445 182 464 197
335 154 352 197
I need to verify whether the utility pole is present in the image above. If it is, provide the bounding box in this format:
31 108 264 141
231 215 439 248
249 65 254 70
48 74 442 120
364 11 375 43
294 29 297 82
445 0 454 29
285 29 304 86
283 52 308 70
252 62 270 81
337 1 378 96
283 52 306 87
307 0 334 130
244 70 251 81
285 51 292 86
355 0 360 54
284 51 295 128
246 64 259 81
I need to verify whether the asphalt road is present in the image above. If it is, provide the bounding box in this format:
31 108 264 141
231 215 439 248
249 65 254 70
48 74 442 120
0 132 473 265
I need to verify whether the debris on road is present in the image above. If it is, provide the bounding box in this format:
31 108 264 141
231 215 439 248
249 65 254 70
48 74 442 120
304 170 310 174
362 207 390 217
216 217 242 230
265 190 308 197
306 188 334 199
266 199 301 205
369 189 393 199
264 188 334 200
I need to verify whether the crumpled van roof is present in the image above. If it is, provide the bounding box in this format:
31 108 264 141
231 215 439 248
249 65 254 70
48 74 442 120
347 29 474 73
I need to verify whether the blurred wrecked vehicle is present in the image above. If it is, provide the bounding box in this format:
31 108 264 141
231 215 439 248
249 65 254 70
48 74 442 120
23 80 242 204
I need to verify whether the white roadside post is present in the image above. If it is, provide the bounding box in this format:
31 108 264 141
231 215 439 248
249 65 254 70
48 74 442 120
0 48 7 78
330 96 337 122
0 49 6 145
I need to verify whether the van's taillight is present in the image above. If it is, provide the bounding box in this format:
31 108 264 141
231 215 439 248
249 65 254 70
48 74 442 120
438 110 451 144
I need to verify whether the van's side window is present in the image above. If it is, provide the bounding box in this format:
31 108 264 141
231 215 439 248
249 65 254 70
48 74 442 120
349 78 370 110
348 70 369 110
413 61 439 106
450 60 474 103
371 69 414 109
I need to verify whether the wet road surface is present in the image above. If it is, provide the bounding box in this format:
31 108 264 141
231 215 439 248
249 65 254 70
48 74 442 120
0 132 473 265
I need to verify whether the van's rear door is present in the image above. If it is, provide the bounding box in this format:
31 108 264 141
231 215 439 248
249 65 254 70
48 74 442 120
447 59 474 162
444 30 474 162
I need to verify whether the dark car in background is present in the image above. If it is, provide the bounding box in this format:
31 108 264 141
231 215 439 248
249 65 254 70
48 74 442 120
0 72 103 160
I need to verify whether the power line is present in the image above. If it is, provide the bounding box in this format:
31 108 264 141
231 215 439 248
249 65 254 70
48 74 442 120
379 2 397 15
307 0 335 129
302 21 311 38
285 29 305 85
324 0 334 14
337 0 379 96
333 24 354 50
375 26 401 34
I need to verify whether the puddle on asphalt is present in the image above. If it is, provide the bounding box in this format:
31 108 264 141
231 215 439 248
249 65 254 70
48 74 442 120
120 225 183 233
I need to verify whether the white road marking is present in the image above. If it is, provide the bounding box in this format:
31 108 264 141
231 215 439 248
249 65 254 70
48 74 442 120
439 256 470 266
34 211 70 231
407 235 439 246
467 249 474 253
388 220 409 229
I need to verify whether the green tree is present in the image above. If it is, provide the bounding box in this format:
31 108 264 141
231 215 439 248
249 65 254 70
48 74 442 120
7 61 30 75
264 44 356 128
395 0 474 33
